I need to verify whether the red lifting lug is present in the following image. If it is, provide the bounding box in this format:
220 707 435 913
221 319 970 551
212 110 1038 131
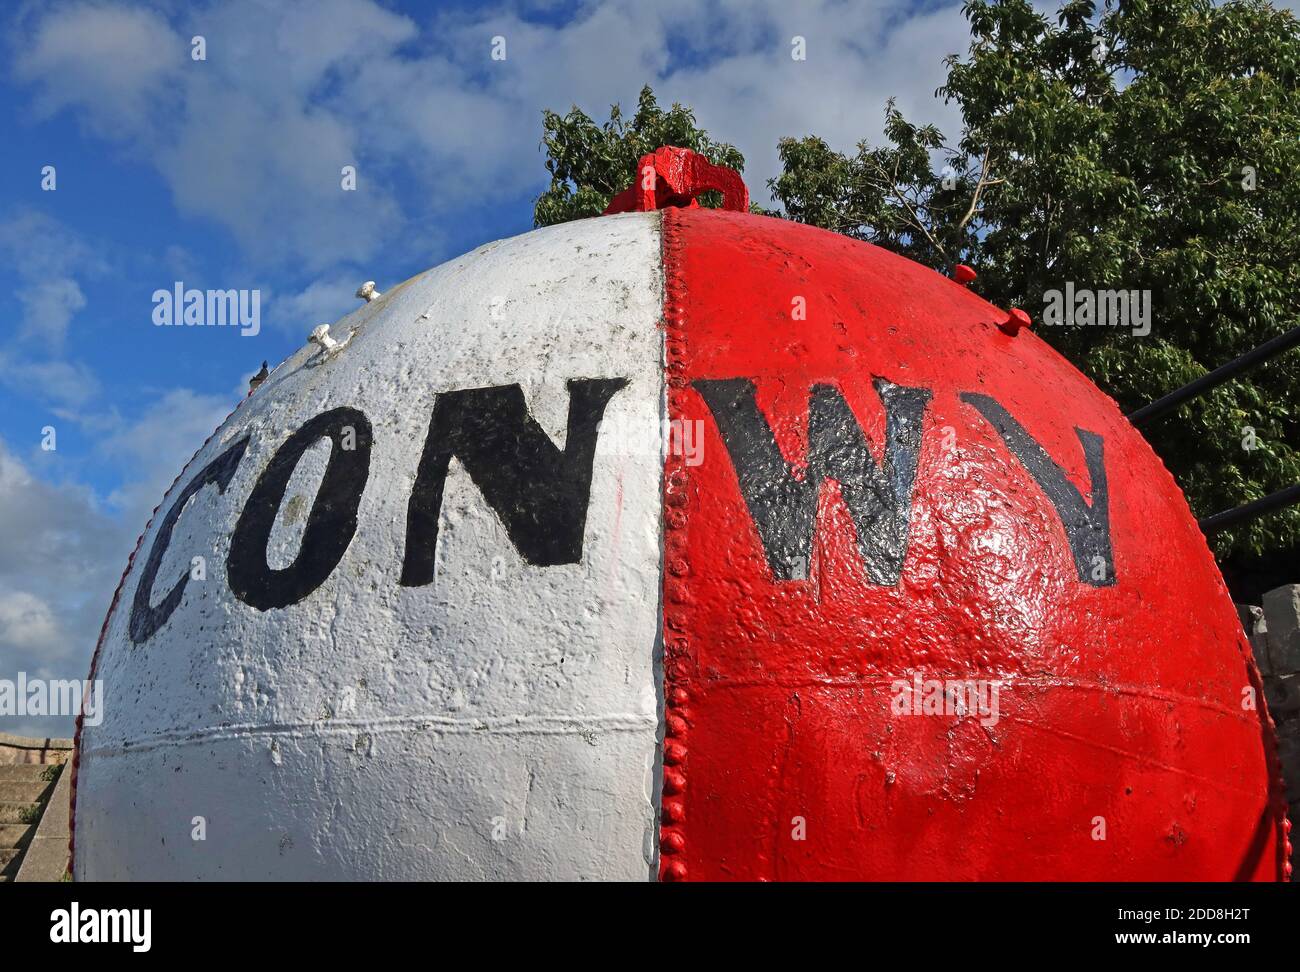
998 307 1033 336
603 146 750 215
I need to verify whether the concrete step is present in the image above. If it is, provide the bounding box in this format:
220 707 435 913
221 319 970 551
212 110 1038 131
0 764 51 782
0 847 20 881
0 802 40 824
15 836 69 882
0 823 34 849
15 760 72 882
0 781 51 803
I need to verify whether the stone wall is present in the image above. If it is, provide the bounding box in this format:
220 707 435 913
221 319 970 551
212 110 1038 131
0 733 73 766
1238 584 1300 879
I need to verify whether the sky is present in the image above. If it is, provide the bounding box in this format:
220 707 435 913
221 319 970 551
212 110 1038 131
0 0 994 737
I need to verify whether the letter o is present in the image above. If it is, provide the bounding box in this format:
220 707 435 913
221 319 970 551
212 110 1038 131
227 407 372 610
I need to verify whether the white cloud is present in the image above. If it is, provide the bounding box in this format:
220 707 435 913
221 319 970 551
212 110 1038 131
652 1 972 194
16 277 86 348
13 0 409 271
0 438 130 736
10 0 974 276
0 353 101 409
0 210 108 411
156 83 402 271
13 2 184 137
0 209 107 350
0 591 61 654
96 387 238 528
269 275 361 337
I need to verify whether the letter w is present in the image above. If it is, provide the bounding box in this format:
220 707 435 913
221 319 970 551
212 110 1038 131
693 378 931 583
400 378 628 586
961 393 1114 586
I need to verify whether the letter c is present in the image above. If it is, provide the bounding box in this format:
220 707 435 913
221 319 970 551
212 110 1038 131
129 436 251 644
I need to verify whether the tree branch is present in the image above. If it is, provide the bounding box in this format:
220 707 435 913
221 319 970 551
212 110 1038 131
869 155 949 259
957 148 997 233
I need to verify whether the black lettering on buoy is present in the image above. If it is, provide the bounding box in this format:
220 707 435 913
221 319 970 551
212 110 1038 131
694 378 931 584
129 436 251 644
400 378 629 587
227 407 373 610
961 393 1114 586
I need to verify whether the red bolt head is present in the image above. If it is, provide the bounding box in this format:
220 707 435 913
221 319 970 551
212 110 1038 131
998 308 1032 336
663 769 687 795
661 830 686 853
953 264 977 285
662 860 688 881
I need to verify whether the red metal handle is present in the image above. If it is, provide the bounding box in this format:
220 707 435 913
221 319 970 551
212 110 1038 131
603 146 749 215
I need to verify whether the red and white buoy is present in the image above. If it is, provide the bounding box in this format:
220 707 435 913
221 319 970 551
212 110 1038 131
71 148 1289 881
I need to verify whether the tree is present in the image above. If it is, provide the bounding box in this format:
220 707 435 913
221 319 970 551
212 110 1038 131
534 0 1300 567
769 99 989 269
534 85 746 226
770 0 1300 565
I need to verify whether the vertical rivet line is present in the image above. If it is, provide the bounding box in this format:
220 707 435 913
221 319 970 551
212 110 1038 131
659 207 692 882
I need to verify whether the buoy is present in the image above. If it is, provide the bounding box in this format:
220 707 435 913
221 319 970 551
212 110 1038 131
71 148 1289 881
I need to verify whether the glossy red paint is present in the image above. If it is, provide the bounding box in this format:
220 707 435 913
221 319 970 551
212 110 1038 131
1000 307 1033 336
604 146 749 216
658 203 1288 881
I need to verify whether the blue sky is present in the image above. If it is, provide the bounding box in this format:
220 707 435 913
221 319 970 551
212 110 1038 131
0 0 984 735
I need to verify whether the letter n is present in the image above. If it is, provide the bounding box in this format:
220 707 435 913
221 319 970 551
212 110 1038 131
400 378 628 586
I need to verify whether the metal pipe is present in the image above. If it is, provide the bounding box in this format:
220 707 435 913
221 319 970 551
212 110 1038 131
1127 323 1300 427
1199 483 1300 535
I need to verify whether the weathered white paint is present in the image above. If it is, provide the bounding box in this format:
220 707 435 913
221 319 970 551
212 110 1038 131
76 212 666 880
